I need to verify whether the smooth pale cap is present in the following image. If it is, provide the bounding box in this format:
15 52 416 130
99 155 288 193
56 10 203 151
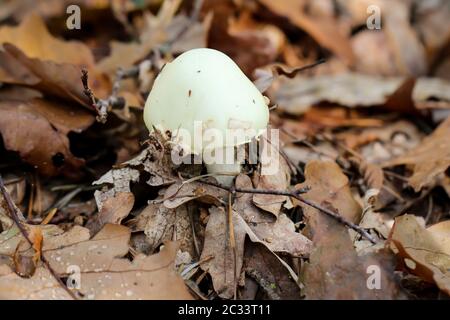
143 48 269 154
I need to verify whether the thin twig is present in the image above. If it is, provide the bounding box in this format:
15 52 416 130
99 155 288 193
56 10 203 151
0 175 78 300
81 68 137 123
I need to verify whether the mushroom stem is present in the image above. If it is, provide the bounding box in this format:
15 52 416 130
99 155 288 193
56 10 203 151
203 146 242 187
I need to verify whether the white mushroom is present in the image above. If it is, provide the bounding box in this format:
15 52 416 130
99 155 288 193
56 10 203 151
143 48 269 186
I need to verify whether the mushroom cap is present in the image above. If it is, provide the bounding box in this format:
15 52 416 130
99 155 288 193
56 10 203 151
143 48 269 154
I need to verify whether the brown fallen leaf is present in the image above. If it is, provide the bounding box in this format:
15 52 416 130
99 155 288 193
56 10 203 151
86 192 135 235
209 7 285 76
294 160 362 226
415 0 450 65
235 174 311 257
13 226 43 278
253 135 291 217
273 73 404 115
389 215 450 295
384 116 450 192
129 202 196 257
243 242 301 300
98 0 211 74
201 175 311 299
0 14 108 102
0 99 94 177
200 206 247 299
0 13 94 66
258 0 354 65
0 44 107 106
93 136 178 210
383 2 427 76
163 181 227 209
296 160 405 299
0 224 192 300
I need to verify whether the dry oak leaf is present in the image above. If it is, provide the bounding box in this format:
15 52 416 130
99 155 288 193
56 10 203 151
98 0 211 74
93 141 178 210
163 181 228 209
258 0 354 65
273 73 404 115
243 242 301 300
389 215 450 295
86 192 135 235
0 44 106 106
253 131 290 217
200 206 247 299
129 202 196 257
235 174 311 257
384 116 450 192
295 161 405 299
294 160 362 228
0 14 108 102
0 99 94 177
0 224 192 300
0 13 94 66
201 175 310 299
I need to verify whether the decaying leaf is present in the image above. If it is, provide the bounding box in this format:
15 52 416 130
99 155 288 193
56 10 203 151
294 160 362 226
243 242 301 299
0 99 94 176
98 0 211 74
130 202 196 257
296 160 405 299
389 215 450 295
200 206 247 299
253 136 291 217
384 116 450 192
258 0 354 65
93 138 178 210
0 224 192 300
201 174 311 299
0 13 94 66
163 181 227 209
235 175 311 257
86 192 135 235
273 73 404 115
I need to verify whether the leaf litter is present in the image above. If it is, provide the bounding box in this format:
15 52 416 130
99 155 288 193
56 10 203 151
0 0 449 300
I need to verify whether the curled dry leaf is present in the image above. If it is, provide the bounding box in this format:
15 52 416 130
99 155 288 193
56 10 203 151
0 224 192 300
389 215 450 295
253 131 290 217
0 15 108 101
93 138 178 210
0 99 94 177
13 226 43 278
384 116 450 192
235 175 311 257
163 181 227 209
86 192 135 235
